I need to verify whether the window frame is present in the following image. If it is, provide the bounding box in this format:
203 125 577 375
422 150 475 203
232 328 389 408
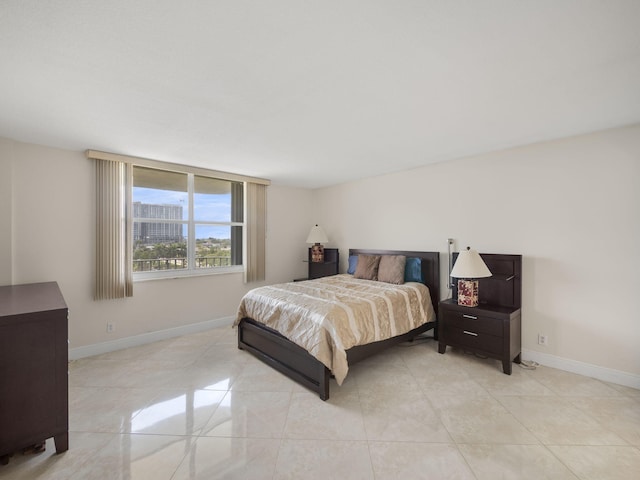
132 167 245 281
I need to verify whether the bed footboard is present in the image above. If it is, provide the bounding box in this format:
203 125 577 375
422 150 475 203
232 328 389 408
237 318 331 400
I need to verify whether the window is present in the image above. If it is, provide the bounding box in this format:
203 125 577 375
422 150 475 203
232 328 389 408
132 166 244 278
89 149 267 298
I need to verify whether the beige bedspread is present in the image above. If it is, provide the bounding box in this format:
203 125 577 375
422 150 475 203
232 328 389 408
234 274 436 385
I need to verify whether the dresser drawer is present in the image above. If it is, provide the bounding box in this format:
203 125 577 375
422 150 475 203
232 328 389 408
441 309 503 336
444 325 503 355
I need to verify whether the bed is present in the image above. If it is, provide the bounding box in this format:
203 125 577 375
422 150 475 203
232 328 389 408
235 249 440 400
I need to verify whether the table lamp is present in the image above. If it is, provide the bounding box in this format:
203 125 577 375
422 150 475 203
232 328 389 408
306 224 328 262
450 247 492 306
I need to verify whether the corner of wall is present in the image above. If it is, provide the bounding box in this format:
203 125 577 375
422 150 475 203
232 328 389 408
0 137 14 285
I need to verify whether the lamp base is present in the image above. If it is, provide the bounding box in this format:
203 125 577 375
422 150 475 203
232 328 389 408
457 279 479 307
311 244 324 263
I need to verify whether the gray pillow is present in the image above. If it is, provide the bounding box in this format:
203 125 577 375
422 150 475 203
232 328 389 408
353 255 381 281
377 255 406 284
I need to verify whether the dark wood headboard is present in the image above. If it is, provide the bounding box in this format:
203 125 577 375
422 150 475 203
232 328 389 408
349 249 440 318
452 252 522 309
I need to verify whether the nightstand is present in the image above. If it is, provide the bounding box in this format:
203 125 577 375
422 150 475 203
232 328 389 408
307 248 339 279
438 299 521 374
438 253 522 375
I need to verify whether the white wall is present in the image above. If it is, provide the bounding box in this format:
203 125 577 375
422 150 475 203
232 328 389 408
314 125 640 379
1 139 313 349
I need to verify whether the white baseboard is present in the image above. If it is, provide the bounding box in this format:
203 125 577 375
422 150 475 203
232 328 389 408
522 349 640 390
69 316 235 360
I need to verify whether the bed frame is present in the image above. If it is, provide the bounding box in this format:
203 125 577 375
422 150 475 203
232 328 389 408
237 249 440 400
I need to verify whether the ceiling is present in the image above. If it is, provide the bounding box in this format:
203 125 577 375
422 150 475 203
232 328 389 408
1 1 639 188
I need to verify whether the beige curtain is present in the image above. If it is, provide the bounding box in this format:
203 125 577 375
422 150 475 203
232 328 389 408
94 158 133 299
245 182 267 283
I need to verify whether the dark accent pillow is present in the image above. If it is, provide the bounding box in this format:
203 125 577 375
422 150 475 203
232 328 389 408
404 257 423 283
347 255 358 274
353 255 381 281
378 255 406 284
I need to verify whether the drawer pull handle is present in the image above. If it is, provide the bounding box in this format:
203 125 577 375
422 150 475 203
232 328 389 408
463 330 478 336
463 315 478 320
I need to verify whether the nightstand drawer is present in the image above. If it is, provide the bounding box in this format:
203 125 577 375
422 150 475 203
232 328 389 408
445 325 503 355
441 310 503 336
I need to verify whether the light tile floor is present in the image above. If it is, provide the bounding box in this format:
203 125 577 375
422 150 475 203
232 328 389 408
2 326 639 479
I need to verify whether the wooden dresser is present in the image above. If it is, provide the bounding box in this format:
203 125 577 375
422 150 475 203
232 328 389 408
438 254 522 374
0 282 69 464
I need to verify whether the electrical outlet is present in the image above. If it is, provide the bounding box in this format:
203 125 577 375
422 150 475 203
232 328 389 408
106 323 114 333
538 334 548 346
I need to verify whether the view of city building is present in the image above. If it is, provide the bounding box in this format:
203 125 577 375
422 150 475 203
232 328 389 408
133 202 183 244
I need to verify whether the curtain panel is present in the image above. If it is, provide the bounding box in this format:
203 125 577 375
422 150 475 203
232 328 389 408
94 158 133 299
245 182 266 283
